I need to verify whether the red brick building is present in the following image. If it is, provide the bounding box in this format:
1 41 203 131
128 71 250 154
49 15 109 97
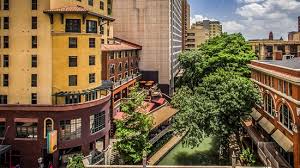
101 38 142 118
247 58 300 168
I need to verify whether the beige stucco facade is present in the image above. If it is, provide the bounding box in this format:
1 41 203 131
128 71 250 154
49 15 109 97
185 20 222 50
0 0 113 105
113 0 182 94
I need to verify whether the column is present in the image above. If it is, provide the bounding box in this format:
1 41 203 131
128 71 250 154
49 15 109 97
273 45 278 60
259 45 265 60
285 45 291 55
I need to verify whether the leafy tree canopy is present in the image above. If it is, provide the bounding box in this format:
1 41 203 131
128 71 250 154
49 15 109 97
114 86 153 164
172 33 260 150
177 33 256 88
67 154 84 168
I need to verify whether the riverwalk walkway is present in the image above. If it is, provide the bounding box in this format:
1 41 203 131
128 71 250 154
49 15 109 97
148 135 184 165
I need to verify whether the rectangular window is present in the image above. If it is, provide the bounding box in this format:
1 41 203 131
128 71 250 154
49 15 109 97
4 36 9 48
283 81 287 94
89 73 95 83
0 95 7 104
69 75 77 86
3 17 9 29
32 0 37 10
69 56 77 67
100 1 104 10
0 122 5 137
90 112 105 134
110 64 115 75
278 80 282 92
86 20 97 33
32 17 37 29
88 0 93 6
288 83 293 97
3 55 9 67
32 36 37 48
31 74 37 87
65 19 81 33
3 74 8 87
31 93 37 104
69 37 77 48
3 0 9 10
16 122 38 139
89 55 95 66
59 118 81 141
32 55 37 67
89 38 95 48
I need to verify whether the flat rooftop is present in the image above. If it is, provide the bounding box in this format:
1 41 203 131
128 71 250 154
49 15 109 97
258 57 300 70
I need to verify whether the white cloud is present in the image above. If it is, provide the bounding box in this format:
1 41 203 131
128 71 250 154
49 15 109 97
226 0 300 39
190 14 216 24
223 21 245 33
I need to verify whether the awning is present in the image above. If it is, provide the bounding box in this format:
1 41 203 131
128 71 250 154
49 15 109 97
271 130 294 152
150 106 178 129
258 117 275 134
251 108 262 121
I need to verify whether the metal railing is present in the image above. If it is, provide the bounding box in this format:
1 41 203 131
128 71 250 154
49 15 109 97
113 73 142 88
150 125 172 144
257 142 291 168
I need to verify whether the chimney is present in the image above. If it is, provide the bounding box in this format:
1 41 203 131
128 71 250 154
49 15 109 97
269 31 273 40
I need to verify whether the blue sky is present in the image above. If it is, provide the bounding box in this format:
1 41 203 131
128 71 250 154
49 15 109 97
189 0 300 39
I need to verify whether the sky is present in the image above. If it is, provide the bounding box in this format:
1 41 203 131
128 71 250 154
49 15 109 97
189 0 300 40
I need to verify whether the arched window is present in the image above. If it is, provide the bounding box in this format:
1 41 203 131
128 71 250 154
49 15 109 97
264 94 275 116
44 118 54 138
279 104 293 131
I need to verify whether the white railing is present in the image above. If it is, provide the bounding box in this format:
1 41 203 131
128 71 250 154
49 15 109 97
113 73 142 88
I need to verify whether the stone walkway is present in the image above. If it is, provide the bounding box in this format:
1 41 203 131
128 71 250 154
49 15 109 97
148 135 184 165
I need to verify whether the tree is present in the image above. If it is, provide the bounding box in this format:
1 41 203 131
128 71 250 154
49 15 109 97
177 33 256 89
67 154 84 168
114 86 153 164
172 33 261 158
240 148 256 166
173 70 260 149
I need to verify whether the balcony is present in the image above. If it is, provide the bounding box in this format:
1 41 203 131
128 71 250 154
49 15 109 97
53 88 111 105
113 73 142 89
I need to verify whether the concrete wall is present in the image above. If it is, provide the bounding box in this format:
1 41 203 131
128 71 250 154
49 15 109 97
113 0 182 94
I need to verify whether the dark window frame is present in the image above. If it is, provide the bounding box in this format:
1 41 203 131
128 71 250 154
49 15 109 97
32 0 37 10
69 37 77 48
31 74 37 87
3 17 9 29
3 55 9 67
89 73 96 83
3 0 9 10
31 93 37 104
32 16 37 29
69 75 77 86
86 20 97 33
89 55 95 66
4 36 9 48
89 38 96 48
3 74 8 87
65 19 81 33
69 56 77 67
32 36 37 48
32 55 37 68
16 122 38 139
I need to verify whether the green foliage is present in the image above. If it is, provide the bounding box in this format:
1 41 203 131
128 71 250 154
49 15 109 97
177 33 256 88
114 85 153 164
66 154 84 168
172 33 261 151
240 148 256 166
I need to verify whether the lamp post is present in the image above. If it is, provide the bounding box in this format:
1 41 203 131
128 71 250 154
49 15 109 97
142 151 147 168
232 151 237 168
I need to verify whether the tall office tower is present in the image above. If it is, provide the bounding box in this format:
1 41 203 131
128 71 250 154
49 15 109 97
185 19 222 50
0 0 114 167
113 0 183 95
182 0 190 50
